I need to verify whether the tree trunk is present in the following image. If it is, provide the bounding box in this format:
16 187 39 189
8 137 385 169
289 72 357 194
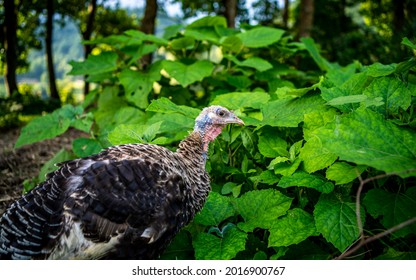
140 0 158 67
82 0 98 96
3 0 19 96
297 0 314 39
282 0 290 28
223 0 237 28
46 0 59 100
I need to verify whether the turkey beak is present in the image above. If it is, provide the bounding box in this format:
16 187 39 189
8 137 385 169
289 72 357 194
227 113 245 126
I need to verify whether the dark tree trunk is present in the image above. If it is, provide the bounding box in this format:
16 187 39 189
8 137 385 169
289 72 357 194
46 0 59 100
282 0 290 28
3 0 19 96
392 0 405 34
297 0 314 39
82 0 98 96
140 0 158 67
223 0 237 28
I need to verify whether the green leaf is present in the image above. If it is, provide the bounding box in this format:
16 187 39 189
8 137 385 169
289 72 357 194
184 28 220 43
170 37 195 50
221 182 242 198
261 94 326 127
226 55 273 72
257 131 287 158
226 75 253 89
363 188 416 237
401 37 416 50
68 52 118 75
363 62 396 77
70 112 94 133
108 121 163 145
220 35 243 52
146 97 200 117
278 171 335 194
301 37 335 71
303 109 338 141
124 29 169 45
363 76 412 116
15 110 71 148
107 124 146 145
119 66 161 109
273 157 302 176
234 189 293 232
194 192 235 226
314 109 416 178
269 209 318 247
187 16 227 29
38 148 73 182
314 194 364 252
237 27 284 48
325 95 368 106
163 60 214 87
299 137 338 173
163 24 184 39
72 138 102 158
320 72 371 112
193 224 247 260
211 91 270 110
240 128 256 155
326 162 366 185
249 170 280 185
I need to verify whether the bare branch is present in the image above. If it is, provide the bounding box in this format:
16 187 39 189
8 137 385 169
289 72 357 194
335 169 416 260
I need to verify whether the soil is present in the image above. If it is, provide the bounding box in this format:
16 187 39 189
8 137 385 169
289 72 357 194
0 128 87 216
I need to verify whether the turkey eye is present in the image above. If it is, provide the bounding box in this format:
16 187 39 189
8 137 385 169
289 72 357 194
218 110 225 117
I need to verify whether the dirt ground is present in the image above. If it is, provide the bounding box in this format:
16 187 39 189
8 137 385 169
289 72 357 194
0 128 86 216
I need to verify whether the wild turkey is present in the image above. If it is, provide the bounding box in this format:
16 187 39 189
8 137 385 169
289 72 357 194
0 105 244 259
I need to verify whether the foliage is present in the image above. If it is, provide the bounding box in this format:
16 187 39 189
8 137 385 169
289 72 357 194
15 16 416 260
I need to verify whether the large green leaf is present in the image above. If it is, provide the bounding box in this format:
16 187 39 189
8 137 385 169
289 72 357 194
193 224 247 260
233 189 293 232
194 192 235 226
363 76 412 116
363 62 396 77
68 52 118 75
320 72 372 112
314 109 416 178
210 91 270 110
303 109 338 141
326 162 367 185
363 188 416 237
299 137 338 173
261 94 327 127
237 26 284 48
269 209 318 247
146 97 200 117
314 194 364 252
278 171 334 194
162 60 214 87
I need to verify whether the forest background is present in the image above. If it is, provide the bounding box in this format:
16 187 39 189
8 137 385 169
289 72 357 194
0 0 416 260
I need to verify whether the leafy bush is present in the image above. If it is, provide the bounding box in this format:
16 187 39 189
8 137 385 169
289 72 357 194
15 16 416 260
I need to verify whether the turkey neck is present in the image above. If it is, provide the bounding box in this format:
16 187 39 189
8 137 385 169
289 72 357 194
176 131 206 166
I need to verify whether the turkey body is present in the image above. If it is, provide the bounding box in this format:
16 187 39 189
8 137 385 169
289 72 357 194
0 133 209 260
